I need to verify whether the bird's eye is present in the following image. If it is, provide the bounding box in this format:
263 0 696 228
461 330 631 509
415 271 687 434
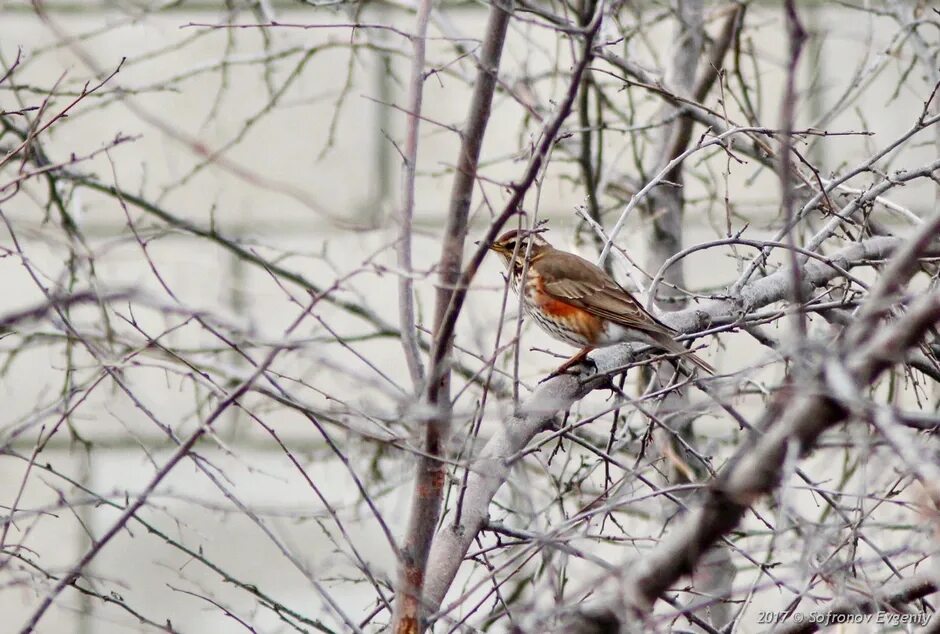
506 241 516 251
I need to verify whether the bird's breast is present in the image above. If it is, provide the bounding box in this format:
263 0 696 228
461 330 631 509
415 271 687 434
512 270 602 346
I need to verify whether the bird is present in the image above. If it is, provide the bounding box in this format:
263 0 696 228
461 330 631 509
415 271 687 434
487 229 714 377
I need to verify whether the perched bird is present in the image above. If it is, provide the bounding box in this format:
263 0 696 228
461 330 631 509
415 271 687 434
487 229 714 376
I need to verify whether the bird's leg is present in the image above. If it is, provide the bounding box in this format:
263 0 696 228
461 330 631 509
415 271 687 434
541 346 595 382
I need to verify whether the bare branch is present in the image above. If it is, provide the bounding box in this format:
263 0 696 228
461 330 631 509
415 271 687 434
393 1 514 629
396 0 432 389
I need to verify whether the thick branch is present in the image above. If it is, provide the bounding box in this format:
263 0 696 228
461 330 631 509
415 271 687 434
393 2 512 631
599 289 940 624
403 6 604 628
561 212 940 628
775 574 937 634
779 0 809 338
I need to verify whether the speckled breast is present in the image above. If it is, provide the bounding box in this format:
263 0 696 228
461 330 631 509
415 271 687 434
510 266 597 347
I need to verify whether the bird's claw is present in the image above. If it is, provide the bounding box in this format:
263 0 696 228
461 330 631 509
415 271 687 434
539 357 597 384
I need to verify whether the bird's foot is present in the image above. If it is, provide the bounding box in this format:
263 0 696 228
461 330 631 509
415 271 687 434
539 355 597 384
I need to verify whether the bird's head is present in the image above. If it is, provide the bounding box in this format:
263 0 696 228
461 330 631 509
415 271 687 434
487 229 551 269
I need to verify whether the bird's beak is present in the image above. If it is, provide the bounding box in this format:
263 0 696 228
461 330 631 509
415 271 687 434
475 239 499 252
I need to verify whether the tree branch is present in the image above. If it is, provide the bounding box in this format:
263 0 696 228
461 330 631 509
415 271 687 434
393 1 513 630
396 4 605 629
396 0 432 389
775 574 937 634
555 211 940 629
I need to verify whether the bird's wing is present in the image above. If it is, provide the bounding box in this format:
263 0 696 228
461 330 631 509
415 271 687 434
537 251 675 336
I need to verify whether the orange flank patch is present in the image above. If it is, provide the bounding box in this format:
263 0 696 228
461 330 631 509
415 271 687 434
530 276 603 343
531 275 583 317
540 297 583 318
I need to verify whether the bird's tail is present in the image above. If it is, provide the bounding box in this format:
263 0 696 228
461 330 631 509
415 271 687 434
652 331 715 375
